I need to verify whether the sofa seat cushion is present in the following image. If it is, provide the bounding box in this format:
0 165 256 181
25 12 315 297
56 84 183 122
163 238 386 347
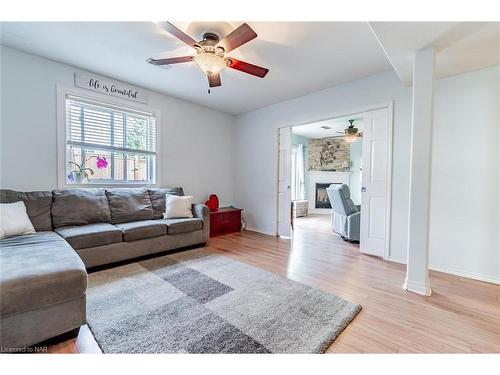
55 223 122 250
0 232 87 317
115 220 168 242
160 218 203 235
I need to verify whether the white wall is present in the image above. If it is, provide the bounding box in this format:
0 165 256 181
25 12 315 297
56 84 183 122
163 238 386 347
429 66 499 283
234 66 500 283
234 70 413 265
0 46 236 206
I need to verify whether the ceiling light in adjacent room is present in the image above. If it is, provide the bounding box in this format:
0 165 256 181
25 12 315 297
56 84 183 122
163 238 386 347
344 119 361 143
344 133 360 143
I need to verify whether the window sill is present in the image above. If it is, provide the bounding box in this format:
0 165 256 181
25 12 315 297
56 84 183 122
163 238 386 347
61 182 158 189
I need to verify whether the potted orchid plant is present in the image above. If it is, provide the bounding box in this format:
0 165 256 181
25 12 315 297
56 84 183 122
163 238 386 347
68 155 108 184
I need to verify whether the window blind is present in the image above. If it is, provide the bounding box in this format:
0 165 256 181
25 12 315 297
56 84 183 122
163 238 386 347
66 95 156 155
65 95 157 183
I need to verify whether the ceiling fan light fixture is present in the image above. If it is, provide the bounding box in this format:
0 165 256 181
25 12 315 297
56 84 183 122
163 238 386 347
344 119 360 143
193 52 227 76
344 133 359 143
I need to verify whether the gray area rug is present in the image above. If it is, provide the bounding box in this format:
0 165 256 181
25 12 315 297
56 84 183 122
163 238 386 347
86 248 361 353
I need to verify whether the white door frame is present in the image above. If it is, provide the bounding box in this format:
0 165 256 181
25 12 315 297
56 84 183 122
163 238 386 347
275 101 394 259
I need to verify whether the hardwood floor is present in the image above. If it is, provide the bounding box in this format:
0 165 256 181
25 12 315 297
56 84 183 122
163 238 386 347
48 215 500 353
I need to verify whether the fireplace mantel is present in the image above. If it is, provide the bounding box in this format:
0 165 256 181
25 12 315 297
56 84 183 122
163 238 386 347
308 171 349 214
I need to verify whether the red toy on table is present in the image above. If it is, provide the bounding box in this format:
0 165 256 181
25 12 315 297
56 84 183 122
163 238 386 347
204 194 219 212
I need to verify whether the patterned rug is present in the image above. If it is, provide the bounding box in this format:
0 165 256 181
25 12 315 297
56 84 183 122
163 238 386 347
86 248 361 353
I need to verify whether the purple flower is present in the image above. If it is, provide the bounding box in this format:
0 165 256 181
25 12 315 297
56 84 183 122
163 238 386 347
96 156 108 169
67 172 74 181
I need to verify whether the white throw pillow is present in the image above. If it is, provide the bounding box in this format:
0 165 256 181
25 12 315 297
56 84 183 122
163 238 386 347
163 194 194 219
0 201 36 239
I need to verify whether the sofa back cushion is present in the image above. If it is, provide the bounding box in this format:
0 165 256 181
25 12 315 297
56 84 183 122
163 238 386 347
106 188 154 224
52 189 111 228
148 187 184 219
0 189 53 231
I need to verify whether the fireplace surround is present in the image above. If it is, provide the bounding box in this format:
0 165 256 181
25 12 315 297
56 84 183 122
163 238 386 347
315 183 340 209
308 171 349 214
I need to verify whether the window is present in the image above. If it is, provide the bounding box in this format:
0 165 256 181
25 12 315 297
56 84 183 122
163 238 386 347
64 95 157 185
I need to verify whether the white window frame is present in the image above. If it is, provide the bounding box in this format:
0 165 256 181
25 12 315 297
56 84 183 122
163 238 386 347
56 85 161 188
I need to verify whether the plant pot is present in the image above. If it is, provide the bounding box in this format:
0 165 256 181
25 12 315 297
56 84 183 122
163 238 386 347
69 171 84 184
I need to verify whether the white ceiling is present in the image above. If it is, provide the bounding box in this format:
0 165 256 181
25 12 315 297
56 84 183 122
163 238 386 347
292 115 364 139
0 22 392 115
370 22 500 85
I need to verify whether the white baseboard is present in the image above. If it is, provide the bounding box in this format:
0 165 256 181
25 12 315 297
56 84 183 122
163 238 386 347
403 278 432 296
245 227 277 237
387 257 500 285
428 265 500 285
387 256 406 265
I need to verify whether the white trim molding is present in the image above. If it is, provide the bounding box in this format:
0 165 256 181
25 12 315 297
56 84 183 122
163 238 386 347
429 265 500 286
403 278 432 296
245 227 278 237
388 257 500 286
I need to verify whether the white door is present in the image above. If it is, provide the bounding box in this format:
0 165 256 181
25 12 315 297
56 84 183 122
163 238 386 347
278 126 292 237
360 107 391 256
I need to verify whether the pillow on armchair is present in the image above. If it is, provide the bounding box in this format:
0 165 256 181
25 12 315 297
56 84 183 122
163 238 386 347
163 194 194 219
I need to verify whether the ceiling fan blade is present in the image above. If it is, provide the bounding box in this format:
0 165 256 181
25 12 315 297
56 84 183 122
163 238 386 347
208 73 221 87
218 23 257 52
147 56 194 65
227 58 269 78
157 21 198 47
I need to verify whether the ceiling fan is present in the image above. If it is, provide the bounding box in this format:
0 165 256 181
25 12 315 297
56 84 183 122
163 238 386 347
343 120 363 143
326 120 363 143
147 22 269 91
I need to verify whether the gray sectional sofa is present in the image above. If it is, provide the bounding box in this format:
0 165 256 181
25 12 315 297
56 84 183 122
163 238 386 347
0 187 209 350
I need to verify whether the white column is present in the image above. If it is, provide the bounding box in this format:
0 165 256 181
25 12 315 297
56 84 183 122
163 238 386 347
404 47 435 296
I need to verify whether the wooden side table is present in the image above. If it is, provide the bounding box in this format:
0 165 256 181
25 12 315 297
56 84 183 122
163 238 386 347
209 207 243 238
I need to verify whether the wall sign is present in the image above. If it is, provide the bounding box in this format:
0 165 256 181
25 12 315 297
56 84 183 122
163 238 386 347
74 73 147 103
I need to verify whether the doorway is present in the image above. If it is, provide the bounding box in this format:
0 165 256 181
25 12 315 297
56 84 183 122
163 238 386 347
277 105 393 258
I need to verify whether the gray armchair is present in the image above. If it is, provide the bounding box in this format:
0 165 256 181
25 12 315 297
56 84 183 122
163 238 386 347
326 184 360 242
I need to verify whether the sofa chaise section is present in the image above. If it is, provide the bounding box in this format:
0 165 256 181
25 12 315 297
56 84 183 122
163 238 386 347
0 232 87 349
